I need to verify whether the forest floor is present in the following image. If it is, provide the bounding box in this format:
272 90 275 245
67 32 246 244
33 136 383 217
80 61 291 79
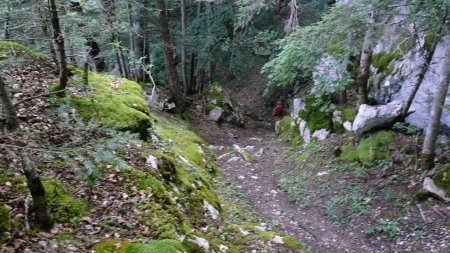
191 87 450 253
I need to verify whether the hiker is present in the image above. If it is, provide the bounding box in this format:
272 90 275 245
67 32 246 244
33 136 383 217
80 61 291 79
273 98 287 117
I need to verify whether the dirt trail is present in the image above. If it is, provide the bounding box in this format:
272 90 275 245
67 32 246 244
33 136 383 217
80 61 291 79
202 121 379 253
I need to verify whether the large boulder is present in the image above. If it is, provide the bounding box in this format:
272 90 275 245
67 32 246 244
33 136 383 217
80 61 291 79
203 82 245 126
352 100 403 134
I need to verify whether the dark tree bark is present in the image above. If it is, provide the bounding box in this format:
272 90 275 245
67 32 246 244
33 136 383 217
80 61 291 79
20 150 54 231
421 41 450 170
156 0 185 111
48 0 68 95
0 76 20 131
181 0 188 94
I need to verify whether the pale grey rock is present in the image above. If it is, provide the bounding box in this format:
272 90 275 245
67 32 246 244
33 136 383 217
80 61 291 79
219 244 229 253
275 120 281 133
291 98 305 118
146 155 157 169
343 121 353 132
352 100 403 134
271 235 284 244
312 129 330 141
423 177 449 202
299 119 311 143
209 107 224 122
188 236 210 251
333 110 343 124
203 200 219 219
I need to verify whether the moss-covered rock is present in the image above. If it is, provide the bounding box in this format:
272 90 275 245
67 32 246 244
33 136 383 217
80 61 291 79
66 66 151 137
203 82 245 126
93 239 185 253
337 106 357 122
371 52 402 72
432 165 450 193
42 178 87 223
0 41 46 61
340 131 394 164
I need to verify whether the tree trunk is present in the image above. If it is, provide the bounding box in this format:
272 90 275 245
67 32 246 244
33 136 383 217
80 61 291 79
189 52 196 94
48 0 68 95
0 76 20 131
402 9 448 119
20 150 54 231
356 26 374 106
156 0 185 111
421 43 450 170
181 0 188 94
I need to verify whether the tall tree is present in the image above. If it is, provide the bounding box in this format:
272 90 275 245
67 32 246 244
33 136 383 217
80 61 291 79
156 0 185 111
48 0 68 95
421 35 450 170
355 11 374 106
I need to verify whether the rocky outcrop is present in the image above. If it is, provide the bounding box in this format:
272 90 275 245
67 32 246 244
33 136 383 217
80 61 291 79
368 22 450 129
352 100 403 134
203 82 245 126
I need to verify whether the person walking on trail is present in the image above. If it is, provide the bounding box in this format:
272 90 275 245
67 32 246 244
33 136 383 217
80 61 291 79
273 97 287 117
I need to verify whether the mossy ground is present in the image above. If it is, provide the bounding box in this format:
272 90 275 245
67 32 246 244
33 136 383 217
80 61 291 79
93 239 184 253
0 41 46 61
298 96 333 132
41 178 87 223
340 131 394 164
66 66 151 136
0 204 10 236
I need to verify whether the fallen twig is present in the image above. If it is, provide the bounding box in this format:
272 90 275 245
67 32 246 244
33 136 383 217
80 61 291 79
416 203 428 223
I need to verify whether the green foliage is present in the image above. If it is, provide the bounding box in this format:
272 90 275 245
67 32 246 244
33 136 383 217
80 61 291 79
393 122 422 135
66 66 151 136
340 131 394 164
41 178 87 223
364 220 398 239
0 204 10 234
93 239 184 253
298 96 333 132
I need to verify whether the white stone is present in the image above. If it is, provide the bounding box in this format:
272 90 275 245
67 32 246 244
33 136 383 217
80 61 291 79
203 200 220 219
352 100 403 134
227 157 241 163
343 121 353 132
239 228 250 235
332 110 342 124
299 119 311 144
146 155 157 169
188 236 209 251
423 177 449 202
291 98 305 118
312 129 330 140
275 120 281 133
271 235 284 244
317 171 329 176
219 244 229 253
209 107 224 122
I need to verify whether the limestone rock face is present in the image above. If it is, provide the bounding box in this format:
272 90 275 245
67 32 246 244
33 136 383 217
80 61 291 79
291 98 305 118
352 100 403 134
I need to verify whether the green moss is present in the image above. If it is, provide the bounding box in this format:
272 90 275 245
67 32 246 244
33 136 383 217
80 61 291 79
432 165 450 192
371 52 401 72
0 204 10 234
67 67 151 136
42 178 87 223
337 107 357 122
0 41 46 61
424 31 437 51
277 116 293 137
415 189 431 202
289 123 303 147
93 239 184 253
340 131 394 164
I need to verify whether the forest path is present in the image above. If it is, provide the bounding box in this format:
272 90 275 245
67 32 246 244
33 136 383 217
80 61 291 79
199 120 378 253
